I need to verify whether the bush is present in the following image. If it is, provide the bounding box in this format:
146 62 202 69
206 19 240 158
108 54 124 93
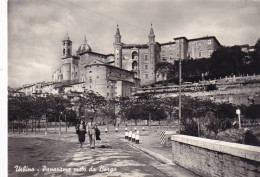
181 121 198 137
206 84 217 91
244 130 260 146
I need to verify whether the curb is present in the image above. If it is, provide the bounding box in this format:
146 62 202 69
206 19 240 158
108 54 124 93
120 139 175 165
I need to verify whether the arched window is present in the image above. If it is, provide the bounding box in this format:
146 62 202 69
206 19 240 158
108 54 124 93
132 61 138 70
132 51 138 59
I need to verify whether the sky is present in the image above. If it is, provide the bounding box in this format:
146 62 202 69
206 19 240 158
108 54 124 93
7 0 260 88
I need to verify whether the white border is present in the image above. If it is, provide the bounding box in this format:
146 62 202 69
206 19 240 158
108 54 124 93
0 0 8 176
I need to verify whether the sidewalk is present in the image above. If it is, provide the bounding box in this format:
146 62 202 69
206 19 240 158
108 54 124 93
133 131 172 163
121 129 199 177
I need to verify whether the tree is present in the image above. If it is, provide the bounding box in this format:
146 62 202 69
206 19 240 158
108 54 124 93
213 103 236 120
160 97 178 121
44 95 71 134
210 46 247 77
244 104 260 122
250 38 260 74
61 109 78 126
117 96 131 123
75 91 106 121
8 95 19 133
180 96 217 136
99 103 114 125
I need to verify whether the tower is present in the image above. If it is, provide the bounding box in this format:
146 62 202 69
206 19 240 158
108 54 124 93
113 25 122 68
146 23 156 84
61 33 72 81
62 33 72 58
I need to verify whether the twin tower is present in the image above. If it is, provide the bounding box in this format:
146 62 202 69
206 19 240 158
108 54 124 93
113 24 159 85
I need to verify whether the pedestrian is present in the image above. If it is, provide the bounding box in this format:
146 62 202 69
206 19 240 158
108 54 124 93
87 117 97 149
76 120 86 148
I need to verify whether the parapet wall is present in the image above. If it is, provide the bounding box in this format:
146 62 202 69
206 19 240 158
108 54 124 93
171 135 260 177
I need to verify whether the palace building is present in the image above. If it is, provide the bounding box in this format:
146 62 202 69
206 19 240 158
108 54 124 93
17 24 221 98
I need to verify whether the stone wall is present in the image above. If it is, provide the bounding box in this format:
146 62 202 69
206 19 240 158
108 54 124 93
134 75 260 105
171 135 260 177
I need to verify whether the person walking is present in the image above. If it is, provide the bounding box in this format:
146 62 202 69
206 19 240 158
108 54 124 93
87 117 97 149
76 120 86 148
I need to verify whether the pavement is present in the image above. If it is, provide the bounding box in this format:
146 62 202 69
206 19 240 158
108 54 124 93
8 125 198 177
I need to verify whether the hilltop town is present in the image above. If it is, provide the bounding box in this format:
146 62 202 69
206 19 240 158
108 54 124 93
9 25 259 107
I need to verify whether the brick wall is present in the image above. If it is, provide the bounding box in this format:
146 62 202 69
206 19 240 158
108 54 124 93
171 135 260 177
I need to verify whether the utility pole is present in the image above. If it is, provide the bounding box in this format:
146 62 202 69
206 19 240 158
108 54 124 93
45 114 47 135
59 112 62 135
179 40 182 133
65 114 67 133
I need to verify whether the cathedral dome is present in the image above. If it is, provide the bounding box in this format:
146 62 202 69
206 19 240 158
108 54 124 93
77 37 92 54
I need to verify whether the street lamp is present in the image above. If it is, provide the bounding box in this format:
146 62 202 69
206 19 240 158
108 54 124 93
236 109 241 129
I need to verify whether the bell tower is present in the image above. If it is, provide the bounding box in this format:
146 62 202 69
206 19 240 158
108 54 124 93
146 23 156 85
62 33 72 58
113 25 122 68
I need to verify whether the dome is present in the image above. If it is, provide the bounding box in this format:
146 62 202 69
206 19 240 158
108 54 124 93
77 37 92 54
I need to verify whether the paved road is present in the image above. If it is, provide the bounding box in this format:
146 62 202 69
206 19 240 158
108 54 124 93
9 132 196 177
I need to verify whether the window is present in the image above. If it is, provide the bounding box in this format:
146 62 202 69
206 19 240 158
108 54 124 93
144 54 148 60
199 52 202 57
188 53 191 58
145 74 148 79
162 56 167 61
89 78 92 83
157 75 159 78
145 65 148 70
208 50 213 56
96 76 99 79
132 51 138 59
111 93 114 97
63 49 65 55
207 40 212 45
75 72 77 76
107 93 109 96
68 48 70 55
89 71 92 73
198 43 201 47
132 61 138 70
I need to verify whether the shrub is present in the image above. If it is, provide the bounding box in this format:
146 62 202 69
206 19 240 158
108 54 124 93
206 84 217 91
244 130 260 146
181 121 198 137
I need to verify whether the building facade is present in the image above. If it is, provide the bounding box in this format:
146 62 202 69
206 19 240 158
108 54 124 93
17 25 223 98
160 36 221 63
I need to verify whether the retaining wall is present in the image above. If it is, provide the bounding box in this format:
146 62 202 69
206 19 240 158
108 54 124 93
171 135 260 177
